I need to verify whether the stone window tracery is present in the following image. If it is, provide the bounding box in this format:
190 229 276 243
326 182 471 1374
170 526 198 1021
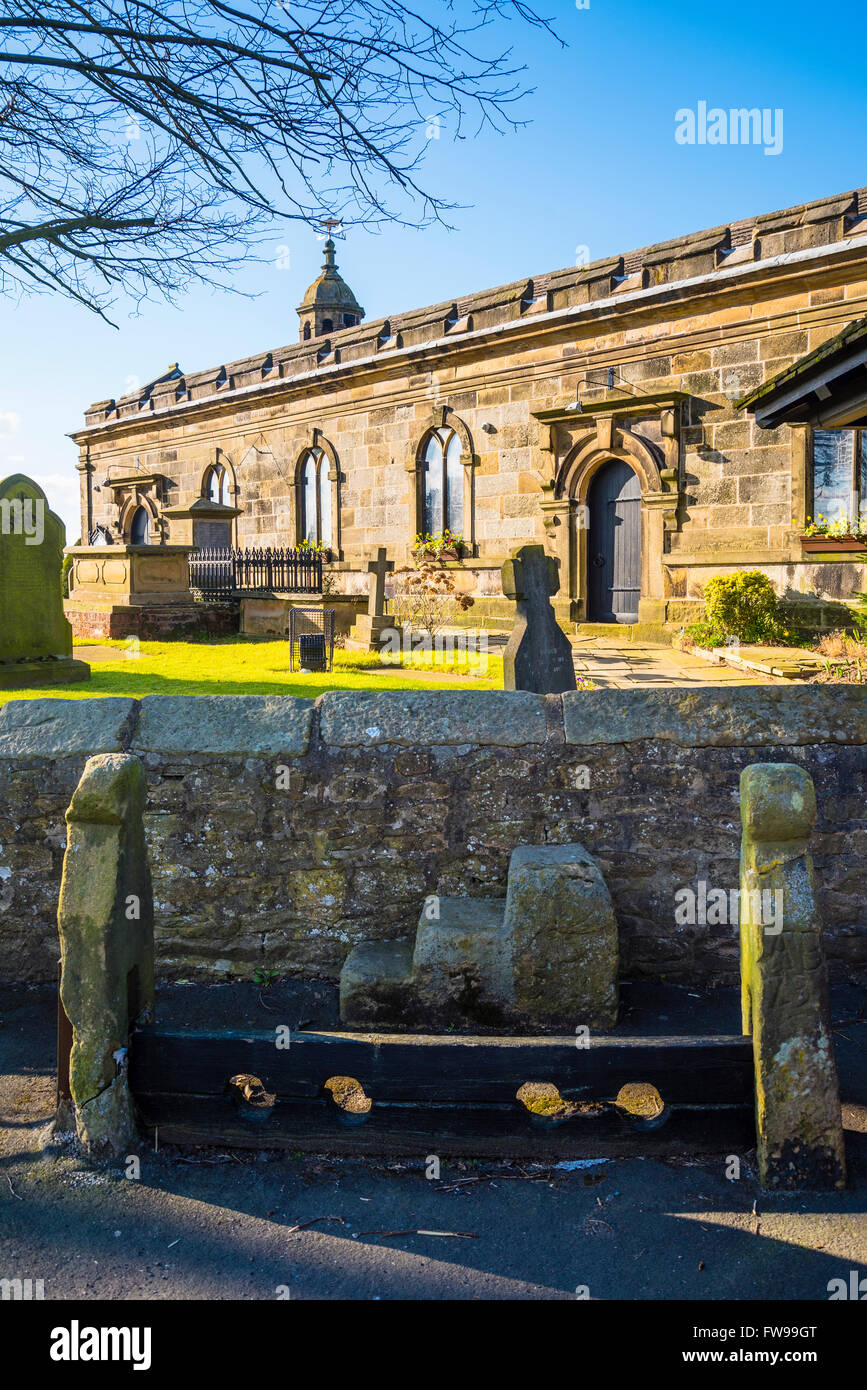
203 464 228 505
421 426 464 535
298 446 333 547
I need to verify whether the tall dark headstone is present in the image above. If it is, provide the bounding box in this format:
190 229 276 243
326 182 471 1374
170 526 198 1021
0 473 90 688
501 544 576 693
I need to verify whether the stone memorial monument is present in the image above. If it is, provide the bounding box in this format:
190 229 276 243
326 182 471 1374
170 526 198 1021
501 543 576 693
0 473 90 688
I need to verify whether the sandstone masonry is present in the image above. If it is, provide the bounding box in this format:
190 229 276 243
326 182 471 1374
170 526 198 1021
68 187 867 637
1 688 865 986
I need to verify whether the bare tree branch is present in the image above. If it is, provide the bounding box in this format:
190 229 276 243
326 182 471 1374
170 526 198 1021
0 0 560 316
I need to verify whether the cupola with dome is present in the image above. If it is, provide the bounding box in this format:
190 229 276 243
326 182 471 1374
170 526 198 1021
296 239 365 341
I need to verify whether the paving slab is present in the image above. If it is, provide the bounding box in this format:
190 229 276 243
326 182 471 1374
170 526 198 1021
571 637 777 689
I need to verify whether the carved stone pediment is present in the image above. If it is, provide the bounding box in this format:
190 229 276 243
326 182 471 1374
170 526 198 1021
533 391 685 532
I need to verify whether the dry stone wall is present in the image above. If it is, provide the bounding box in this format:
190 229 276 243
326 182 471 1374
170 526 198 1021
1 689 865 985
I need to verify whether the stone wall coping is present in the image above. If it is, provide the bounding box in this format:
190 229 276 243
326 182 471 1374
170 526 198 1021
64 545 197 556
562 687 867 747
1 687 866 757
131 694 314 756
316 690 549 747
0 698 138 757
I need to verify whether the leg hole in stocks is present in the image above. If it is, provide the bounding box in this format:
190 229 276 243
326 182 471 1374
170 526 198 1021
324 1075 373 1126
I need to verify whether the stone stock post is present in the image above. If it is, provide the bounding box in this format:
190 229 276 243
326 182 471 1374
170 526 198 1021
58 753 154 1154
739 763 846 1189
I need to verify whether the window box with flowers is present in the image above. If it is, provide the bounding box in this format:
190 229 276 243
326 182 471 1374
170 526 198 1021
804 430 867 552
297 538 333 562
800 516 867 553
411 529 467 562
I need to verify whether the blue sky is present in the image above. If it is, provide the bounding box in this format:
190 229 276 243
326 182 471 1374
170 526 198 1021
2 0 866 540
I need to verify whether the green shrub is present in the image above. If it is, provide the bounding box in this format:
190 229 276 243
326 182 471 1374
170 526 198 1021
684 620 728 649
61 552 74 598
850 591 867 641
700 570 788 645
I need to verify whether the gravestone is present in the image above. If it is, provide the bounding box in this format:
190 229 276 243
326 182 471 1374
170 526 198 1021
0 473 90 688
501 544 576 693
345 546 395 651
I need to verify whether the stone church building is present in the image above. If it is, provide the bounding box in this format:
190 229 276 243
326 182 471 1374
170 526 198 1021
69 185 867 636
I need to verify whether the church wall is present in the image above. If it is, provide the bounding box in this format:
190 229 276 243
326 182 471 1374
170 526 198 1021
73 189 867 624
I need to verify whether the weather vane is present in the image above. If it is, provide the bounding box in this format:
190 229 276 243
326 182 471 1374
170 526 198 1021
314 217 345 241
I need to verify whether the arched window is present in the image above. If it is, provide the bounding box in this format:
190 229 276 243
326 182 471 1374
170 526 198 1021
298 447 333 547
204 465 227 505
129 505 151 545
422 427 464 535
303 321 311 341
321 318 334 334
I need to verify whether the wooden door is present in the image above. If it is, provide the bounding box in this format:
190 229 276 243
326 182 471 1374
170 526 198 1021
588 461 641 622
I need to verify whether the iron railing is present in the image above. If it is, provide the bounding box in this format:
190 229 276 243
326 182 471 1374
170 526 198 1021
189 546 323 596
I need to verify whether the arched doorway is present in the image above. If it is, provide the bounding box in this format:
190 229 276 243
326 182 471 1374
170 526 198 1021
129 505 152 545
587 460 641 622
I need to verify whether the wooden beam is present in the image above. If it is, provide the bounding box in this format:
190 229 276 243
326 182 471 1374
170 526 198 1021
129 1028 754 1107
134 1094 755 1159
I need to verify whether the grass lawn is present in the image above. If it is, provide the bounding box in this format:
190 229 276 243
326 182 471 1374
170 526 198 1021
0 635 503 704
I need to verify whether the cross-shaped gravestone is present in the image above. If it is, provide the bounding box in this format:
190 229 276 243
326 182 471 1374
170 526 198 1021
501 543 577 693
345 547 395 651
366 546 394 618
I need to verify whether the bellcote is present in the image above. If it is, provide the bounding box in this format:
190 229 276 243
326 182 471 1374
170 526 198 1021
296 239 365 341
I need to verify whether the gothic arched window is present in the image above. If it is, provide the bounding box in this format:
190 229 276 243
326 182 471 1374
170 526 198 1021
422 427 464 535
204 465 227 505
129 505 151 545
299 447 333 547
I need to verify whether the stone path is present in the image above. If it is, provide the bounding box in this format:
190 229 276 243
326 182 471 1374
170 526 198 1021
440 629 778 688
73 644 125 662
570 636 777 689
